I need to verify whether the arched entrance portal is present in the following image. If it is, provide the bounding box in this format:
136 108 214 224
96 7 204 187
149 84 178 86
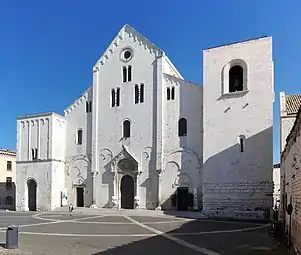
120 175 134 209
27 179 37 211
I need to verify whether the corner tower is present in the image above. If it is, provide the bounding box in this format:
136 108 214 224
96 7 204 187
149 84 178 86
202 37 274 220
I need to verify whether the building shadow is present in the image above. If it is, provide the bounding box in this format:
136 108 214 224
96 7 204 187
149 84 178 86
90 218 289 255
160 127 273 222
0 182 16 211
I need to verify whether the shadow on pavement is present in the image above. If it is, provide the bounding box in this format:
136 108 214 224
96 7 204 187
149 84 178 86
91 218 290 255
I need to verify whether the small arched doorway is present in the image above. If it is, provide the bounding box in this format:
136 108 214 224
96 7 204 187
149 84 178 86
120 175 134 209
27 179 37 211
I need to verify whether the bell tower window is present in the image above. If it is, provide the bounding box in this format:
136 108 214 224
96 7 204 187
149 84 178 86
229 65 243 92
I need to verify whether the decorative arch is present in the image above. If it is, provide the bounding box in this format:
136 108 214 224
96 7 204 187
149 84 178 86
222 59 248 95
122 119 131 138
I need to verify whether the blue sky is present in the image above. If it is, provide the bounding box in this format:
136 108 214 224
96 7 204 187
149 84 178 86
1 1 301 163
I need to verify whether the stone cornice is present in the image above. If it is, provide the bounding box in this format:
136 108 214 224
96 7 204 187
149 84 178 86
163 73 199 87
93 24 164 70
16 158 65 164
0 149 16 157
17 112 64 120
64 87 91 115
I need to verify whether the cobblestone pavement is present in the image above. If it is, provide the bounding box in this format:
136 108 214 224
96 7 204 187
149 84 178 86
0 210 290 255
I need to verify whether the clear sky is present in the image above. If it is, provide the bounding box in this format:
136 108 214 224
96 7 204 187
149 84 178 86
1 1 301 163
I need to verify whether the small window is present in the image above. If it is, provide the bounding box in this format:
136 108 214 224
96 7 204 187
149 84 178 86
111 89 116 107
171 87 175 100
86 101 92 113
123 120 131 138
167 87 171 100
178 118 187 137
116 88 120 106
6 177 12 189
239 135 246 152
128 66 132 82
140 84 144 103
229 65 244 92
122 67 127 83
31 148 37 160
77 129 83 145
86 102 89 113
5 196 13 206
134 85 139 104
89 101 92 112
7 161 12 171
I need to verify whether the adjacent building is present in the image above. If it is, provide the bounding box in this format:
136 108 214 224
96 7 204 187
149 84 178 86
281 105 301 253
0 148 16 210
16 24 274 220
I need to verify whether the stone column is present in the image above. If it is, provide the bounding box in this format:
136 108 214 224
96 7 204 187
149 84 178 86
111 162 118 208
90 172 98 208
134 171 141 207
155 169 162 210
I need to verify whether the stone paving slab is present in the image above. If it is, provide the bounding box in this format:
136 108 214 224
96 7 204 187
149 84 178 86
20 222 153 235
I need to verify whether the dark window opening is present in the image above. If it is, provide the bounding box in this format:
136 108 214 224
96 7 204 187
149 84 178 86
134 85 139 104
86 102 89 113
116 88 120 106
6 177 12 189
124 50 131 60
167 87 171 100
123 67 127 83
111 89 116 107
89 101 92 112
7 161 12 171
171 87 175 100
31 148 38 160
123 120 131 138
128 66 132 82
229 65 244 92
178 118 187 137
239 137 244 152
140 84 144 103
77 129 83 145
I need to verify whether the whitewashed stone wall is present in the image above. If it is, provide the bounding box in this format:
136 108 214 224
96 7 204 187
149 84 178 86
202 37 274 220
281 112 301 253
160 74 202 210
16 113 66 211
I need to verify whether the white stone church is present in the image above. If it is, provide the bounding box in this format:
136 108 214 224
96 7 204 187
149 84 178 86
16 24 274 220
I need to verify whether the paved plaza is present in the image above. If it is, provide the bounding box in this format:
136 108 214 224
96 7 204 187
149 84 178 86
0 209 289 255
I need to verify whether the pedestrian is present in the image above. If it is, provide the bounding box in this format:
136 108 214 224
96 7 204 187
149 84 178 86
69 203 74 216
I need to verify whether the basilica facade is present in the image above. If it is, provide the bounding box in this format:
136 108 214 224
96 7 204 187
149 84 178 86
16 25 274 220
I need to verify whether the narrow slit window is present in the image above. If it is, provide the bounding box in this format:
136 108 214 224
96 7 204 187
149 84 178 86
31 149 35 160
35 148 38 160
89 101 92 112
171 87 175 100
86 102 89 113
140 84 144 103
167 87 171 100
128 66 132 82
239 136 245 152
134 85 139 104
116 88 120 106
111 89 116 107
178 118 187 137
123 67 127 83
123 120 131 138
77 129 83 145
6 177 12 189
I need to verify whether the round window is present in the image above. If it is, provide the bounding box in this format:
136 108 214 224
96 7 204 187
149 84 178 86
124 50 131 60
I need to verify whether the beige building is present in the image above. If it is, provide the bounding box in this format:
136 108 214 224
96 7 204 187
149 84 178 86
0 148 16 210
281 104 301 253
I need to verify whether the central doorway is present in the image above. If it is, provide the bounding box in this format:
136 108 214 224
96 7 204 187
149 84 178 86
120 175 134 209
76 187 84 207
177 187 189 211
27 179 37 211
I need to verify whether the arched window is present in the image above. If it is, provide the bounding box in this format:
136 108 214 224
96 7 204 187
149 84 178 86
229 65 244 92
123 120 131 138
116 88 120 106
238 135 246 152
111 89 116 107
134 85 139 104
5 196 13 206
178 118 187 137
167 87 171 100
171 87 175 100
128 65 132 82
122 67 127 83
77 129 83 145
140 83 144 103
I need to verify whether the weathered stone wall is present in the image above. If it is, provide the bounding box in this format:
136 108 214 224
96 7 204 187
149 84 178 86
281 110 301 253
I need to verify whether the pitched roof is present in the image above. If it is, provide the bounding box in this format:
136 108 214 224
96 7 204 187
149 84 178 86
285 94 301 115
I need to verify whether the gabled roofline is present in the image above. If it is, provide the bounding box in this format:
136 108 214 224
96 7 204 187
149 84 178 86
164 56 184 80
64 86 91 114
